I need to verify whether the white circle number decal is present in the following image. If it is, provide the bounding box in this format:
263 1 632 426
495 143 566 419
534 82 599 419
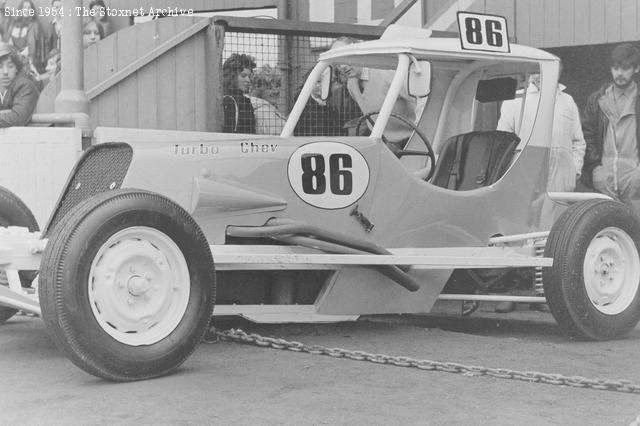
288 142 370 209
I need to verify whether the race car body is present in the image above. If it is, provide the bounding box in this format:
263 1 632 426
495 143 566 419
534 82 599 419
1 17 638 381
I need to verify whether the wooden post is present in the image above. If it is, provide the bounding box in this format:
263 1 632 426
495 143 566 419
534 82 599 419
55 0 89 114
206 22 224 133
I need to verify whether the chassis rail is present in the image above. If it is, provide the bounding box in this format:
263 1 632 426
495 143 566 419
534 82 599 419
0 228 551 318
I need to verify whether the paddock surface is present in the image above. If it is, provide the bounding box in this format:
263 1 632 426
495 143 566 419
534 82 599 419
1 301 638 425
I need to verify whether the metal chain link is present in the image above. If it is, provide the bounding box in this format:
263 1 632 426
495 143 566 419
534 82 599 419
204 327 640 395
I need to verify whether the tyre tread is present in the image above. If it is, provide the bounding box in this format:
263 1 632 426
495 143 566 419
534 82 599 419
39 189 215 381
544 199 640 340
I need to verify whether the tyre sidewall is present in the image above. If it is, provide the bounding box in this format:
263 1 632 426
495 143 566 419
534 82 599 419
41 191 215 379
546 200 640 340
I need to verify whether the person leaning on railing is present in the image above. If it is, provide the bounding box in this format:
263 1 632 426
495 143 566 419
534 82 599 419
0 42 39 127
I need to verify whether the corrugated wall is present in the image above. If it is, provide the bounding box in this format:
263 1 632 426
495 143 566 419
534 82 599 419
442 0 640 48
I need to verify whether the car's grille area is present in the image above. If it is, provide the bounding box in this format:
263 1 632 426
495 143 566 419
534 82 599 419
44 143 133 236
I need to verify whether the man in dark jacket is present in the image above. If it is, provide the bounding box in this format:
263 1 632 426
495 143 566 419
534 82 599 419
0 42 39 127
581 43 640 212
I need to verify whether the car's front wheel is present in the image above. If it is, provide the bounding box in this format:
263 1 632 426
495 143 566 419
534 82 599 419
544 199 640 340
39 189 216 381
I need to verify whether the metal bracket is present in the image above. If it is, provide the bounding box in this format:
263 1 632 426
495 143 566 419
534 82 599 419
350 205 374 232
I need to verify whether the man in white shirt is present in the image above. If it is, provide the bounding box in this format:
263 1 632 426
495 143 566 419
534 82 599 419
495 70 586 313
498 72 586 198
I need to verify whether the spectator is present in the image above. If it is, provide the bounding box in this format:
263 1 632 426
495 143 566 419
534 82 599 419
6 0 46 74
582 43 640 213
0 0 10 42
88 0 112 37
46 0 62 52
36 47 59 86
249 65 286 135
499 69 586 222
82 19 104 48
347 66 417 148
328 37 363 134
222 53 256 134
294 68 341 136
495 69 586 313
0 42 39 127
330 37 417 151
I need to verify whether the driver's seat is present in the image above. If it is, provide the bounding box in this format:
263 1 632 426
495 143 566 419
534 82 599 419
431 131 520 190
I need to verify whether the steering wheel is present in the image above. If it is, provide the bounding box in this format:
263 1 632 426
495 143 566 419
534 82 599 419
355 111 436 181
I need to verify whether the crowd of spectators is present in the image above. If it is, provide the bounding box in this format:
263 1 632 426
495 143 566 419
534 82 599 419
0 0 111 127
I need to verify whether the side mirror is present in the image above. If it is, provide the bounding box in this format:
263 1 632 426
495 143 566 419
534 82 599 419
408 60 431 98
320 66 333 100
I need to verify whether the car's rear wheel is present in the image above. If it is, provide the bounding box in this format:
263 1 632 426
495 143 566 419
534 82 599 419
544 199 640 340
39 189 216 380
0 185 39 324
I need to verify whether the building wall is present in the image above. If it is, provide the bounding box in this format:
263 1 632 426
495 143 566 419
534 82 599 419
421 0 640 48
25 0 637 49
108 0 422 27
511 0 640 48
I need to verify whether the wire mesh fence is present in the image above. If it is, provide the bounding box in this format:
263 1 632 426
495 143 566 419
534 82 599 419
219 20 382 136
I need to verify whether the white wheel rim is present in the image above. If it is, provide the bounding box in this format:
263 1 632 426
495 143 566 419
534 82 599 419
583 227 640 315
88 226 190 346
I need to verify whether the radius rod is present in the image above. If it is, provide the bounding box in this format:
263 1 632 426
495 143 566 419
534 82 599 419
226 218 421 292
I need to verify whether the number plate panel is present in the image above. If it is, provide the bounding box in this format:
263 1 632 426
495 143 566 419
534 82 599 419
287 142 370 210
456 12 509 53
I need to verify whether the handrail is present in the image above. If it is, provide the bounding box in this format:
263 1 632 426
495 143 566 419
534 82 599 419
86 18 210 100
213 16 457 39
30 112 92 137
213 16 384 39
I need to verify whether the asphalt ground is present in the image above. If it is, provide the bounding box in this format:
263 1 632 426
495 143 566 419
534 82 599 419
1 301 639 425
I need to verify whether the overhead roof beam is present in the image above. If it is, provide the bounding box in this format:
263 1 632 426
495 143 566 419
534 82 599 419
379 0 419 27
424 0 478 30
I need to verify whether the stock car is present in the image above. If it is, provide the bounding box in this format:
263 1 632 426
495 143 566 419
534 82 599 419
0 14 639 381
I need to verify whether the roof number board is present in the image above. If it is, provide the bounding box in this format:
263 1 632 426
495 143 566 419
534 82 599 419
457 12 509 53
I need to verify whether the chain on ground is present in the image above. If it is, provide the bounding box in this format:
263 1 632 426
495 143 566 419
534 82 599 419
204 327 640 395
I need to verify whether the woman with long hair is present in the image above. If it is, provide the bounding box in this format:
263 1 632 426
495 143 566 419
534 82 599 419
222 53 257 134
82 19 104 48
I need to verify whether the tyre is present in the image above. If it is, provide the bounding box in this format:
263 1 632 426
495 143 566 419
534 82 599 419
0 185 39 323
544 199 640 340
39 189 216 381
